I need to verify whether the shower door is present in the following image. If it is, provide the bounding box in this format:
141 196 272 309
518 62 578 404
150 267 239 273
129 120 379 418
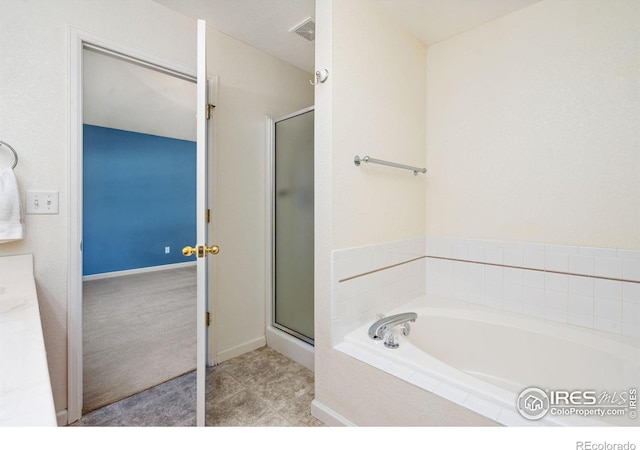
273 108 314 344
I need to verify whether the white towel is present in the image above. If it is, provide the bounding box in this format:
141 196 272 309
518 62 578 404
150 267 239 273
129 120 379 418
0 168 24 243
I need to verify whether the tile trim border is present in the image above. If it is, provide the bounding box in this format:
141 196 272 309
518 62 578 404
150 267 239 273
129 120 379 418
427 255 640 284
338 254 640 286
338 256 427 283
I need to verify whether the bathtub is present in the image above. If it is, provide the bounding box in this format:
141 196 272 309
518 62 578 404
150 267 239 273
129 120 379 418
336 297 640 426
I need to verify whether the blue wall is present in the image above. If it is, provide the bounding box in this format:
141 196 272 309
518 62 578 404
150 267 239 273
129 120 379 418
83 125 196 275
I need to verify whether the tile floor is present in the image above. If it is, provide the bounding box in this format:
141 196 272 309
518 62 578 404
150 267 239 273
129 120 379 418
72 346 323 427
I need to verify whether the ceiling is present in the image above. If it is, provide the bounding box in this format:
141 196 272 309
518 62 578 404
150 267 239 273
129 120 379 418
152 0 543 73
153 0 316 72
83 48 196 141
375 0 543 46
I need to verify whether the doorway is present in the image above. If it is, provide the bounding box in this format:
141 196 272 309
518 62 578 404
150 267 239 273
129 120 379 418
81 47 197 414
272 107 315 344
68 30 209 424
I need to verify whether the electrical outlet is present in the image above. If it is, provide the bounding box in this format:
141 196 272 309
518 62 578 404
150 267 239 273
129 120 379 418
165 246 170 254
26 191 59 215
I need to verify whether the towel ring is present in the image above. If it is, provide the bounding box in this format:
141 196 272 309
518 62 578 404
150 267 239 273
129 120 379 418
0 140 18 169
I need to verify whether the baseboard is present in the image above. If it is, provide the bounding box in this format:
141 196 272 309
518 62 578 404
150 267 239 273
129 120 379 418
56 409 68 427
214 336 266 365
83 261 196 281
310 399 356 426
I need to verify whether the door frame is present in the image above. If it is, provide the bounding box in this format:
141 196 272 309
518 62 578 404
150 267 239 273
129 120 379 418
265 106 315 347
68 28 214 425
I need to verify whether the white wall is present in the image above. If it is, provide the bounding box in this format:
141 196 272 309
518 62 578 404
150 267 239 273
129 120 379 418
331 0 427 249
0 0 196 418
314 0 640 426
206 22 314 361
0 0 312 418
425 0 640 250
314 0 494 426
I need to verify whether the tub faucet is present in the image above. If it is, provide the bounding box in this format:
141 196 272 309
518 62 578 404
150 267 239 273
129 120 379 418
368 312 417 341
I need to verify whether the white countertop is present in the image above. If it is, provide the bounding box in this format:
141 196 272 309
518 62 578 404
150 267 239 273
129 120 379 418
0 254 56 426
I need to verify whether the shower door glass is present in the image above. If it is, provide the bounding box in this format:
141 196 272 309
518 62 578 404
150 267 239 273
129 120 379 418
273 108 314 344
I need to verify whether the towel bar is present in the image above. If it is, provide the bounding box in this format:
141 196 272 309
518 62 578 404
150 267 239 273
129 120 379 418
354 155 426 176
0 141 18 169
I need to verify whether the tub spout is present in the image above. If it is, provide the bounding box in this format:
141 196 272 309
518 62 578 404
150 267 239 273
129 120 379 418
368 312 417 341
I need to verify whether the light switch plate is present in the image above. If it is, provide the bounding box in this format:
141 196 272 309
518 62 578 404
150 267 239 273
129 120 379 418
26 191 59 215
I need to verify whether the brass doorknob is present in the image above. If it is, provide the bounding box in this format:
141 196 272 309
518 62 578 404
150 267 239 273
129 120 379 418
205 245 220 255
182 245 220 257
182 246 197 257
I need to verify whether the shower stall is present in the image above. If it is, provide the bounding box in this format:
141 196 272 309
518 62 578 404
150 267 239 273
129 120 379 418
266 107 314 370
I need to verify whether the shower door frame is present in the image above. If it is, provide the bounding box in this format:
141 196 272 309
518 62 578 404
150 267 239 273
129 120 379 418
266 106 315 347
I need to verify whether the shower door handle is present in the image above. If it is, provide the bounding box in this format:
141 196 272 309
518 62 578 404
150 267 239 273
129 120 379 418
182 244 220 258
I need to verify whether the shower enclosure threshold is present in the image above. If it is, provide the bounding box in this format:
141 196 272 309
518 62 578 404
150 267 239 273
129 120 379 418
266 325 314 372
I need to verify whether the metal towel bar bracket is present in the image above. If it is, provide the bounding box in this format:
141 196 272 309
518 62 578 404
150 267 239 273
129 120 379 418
354 155 426 176
0 140 18 169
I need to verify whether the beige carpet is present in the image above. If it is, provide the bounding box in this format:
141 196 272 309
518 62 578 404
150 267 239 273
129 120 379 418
82 266 196 413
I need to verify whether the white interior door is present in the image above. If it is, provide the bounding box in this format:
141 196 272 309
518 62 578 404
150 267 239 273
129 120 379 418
188 19 217 427
194 18 215 427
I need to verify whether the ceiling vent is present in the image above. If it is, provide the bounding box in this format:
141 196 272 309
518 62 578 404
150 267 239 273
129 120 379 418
290 17 315 42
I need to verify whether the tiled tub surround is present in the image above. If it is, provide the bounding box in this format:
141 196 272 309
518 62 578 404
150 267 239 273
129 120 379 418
331 236 426 346
424 237 640 339
331 237 640 426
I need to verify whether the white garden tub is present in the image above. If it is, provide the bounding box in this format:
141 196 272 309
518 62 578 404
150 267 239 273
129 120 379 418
336 297 640 426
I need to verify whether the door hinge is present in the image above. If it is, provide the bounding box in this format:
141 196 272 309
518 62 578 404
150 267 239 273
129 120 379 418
206 209 211 223
205 103 215 120
206 312 211 327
